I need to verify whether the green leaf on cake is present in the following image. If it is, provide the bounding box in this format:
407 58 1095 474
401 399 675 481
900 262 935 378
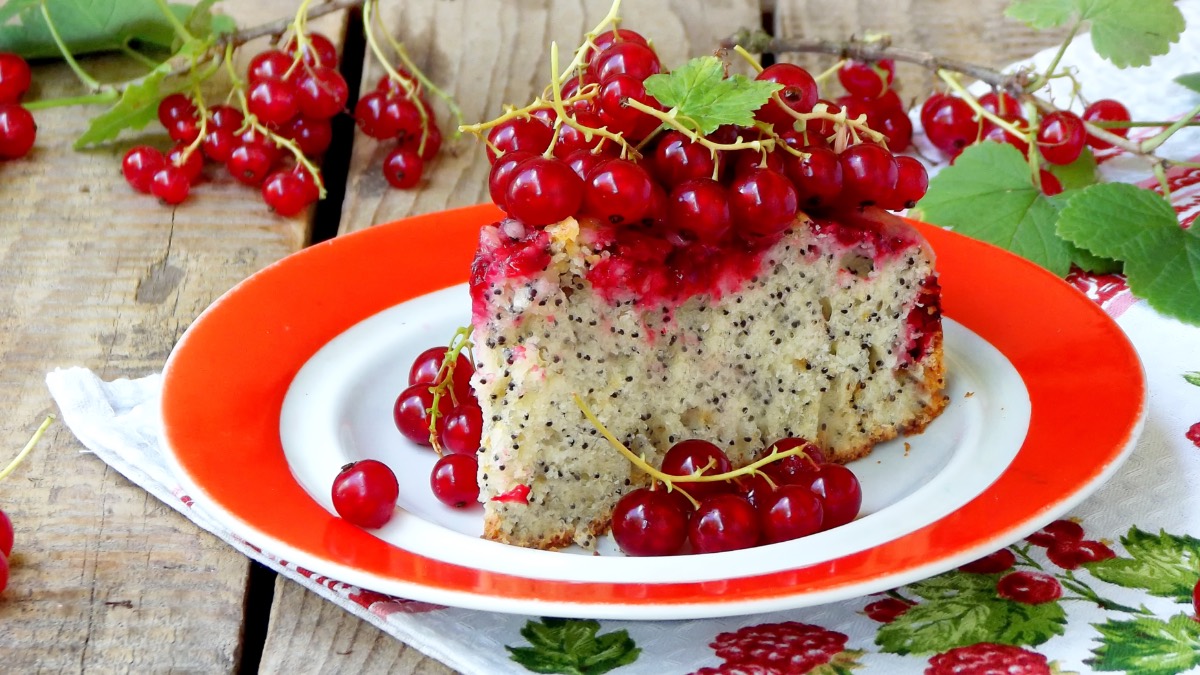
1185 372 1200 387
507 618 640 674
643 56 782 135
1084 527 1200 602
1057 183 1200 326
1088 614 1200 675
0 0 206 59
1176 73 1200 95
877 594 1066 655
914 142 1074 276
1005 0 1184 67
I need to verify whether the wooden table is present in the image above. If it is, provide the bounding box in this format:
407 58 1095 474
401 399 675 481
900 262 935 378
0 1 1064 671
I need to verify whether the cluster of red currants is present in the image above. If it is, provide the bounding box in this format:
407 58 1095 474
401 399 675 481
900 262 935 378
833 58 913 153
354 71 443 189
612 437 861 556
484 30 928 244
921 90 1131 195
0 52 36 161
393 346 483 509
121 33 347 213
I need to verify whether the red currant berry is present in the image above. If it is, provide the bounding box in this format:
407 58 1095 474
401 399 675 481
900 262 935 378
285 33 339 68
248 49 296 84
1038 170 1063 196
587 42 661 83
759 437 824 486
786 146 843 209
157 93 196 126
921 94 979 156
0 103 35 159
486 116 554 162
354 91 396 139
383 147 424 189
597 74 661 139
806 463 862 530
589 29 651 59
980 91 1023 118
653 131 719 188
757 484 824 544
166 117 200 144
488 151 536 212
122 145 166 193
505 157 584 227
1082 99 1131 149
563 149 606 182
296 66 349 120
202 128 238 163
0 551 8 593
889 156 929 210
864 597 914 623
837 59 894 99
839 143 898 206
1046 539 1116 570
393 383 451 446
262 169 317 216
438 403 483 456
166 144 204 184
668 178 733 243
731 148 785 179
0 508 12 557
661 439 733 500
409 346 474 395
1036 110 1086 165
280 115 333 157
430 454 480 508
755 63 819 129
583 157 654 226
331 460 398 529
997 570 1062 605
958 548 1017 574
208 104 244 130
734 472 776 509
981 122 1031 156
0 53 32 104
226 142 277 186
401 123 443 161
1026 519 1084 547
248 79 300 126
149 166 190 205
876 107 914 152
689 493 760 553
611 487 689 556
553 111 607 158
729 167 798 239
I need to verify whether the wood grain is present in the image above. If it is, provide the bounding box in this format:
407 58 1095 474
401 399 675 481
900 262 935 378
0 3 342 672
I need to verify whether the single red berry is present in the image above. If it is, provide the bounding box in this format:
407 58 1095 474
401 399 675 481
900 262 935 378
486 116 554 162
921 94 979 156
553 111 607 158
1036 110 1086 165
226 142 277 186
653 131 719 188
400 123 442 161
1026 519 1084 547
563 149 606 182
981 122 1031 156
582 157 654 226
157 93 196 126
734 471 777 509
958 548 1017 574
689 493 760 553
785 145 843 209
0 103 36 159
0 508 12 557
611 487 689 556
709 622 850 673
149 166 190 205
597 74 661 139
392 382 451 447
408 346 474 396
488 151 536 212
805 463 862 530
207 104 244 130
886 155 929 210
202 128 238 163
279 116 333 157
876 106 914 152
755 63 819 129
331 460 398 529
589 29 650 59
661 439 733 499
262 169 317 216
757 484 824 544
0 53 32 104
587 42 661 83
759 437 824 486
505 157 584 227
729 167 798 239
248 79 300 126
296 66 349 120
248 49 296 84
1046 539 1116 570
668 178 732 243
438 403 483 455
285 32 339 68
839 143 898 207
383 147 424 189
731 148 785 179
837 59 894 99
980 91 1023 118
1082 99 1131 150
166 116 201 144
166 143 204 184
864 597 915 623
122 145 166 193
926 643 1052 675
430 454 480 508
997 570 1062 605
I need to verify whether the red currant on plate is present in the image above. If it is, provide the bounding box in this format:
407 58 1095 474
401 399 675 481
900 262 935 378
661 439 733 499
331 460 399 529
689 493 760 553
757 484 824 544
805 463 862 530
430 454 480 507
611 487 689 556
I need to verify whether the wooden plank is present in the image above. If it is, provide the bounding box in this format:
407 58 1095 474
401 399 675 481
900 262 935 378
0 4 344 672
337 0 765 234
772 0 1069 101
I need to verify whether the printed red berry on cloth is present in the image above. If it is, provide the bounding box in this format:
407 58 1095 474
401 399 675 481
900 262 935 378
696 621 861 674
864 596 916 623
997 570 1063 604
1187 422 1200 447
1046 539 1116 569
958 547 1016 574
925 643 1052 675
1026 519 1084 547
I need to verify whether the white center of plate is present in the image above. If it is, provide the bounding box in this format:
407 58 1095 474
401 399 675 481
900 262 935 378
281 284 1031 584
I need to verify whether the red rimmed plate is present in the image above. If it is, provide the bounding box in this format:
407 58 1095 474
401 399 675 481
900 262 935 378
161 204 1145 620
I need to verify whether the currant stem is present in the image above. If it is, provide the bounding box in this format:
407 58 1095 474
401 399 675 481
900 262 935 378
812 59 846 87
39 1 103 92
1141 101 1200 154
1027 21 1081 93
937 69 1027 139
426 326 474 454
624 99 771 153
152 0 196 43
556 0 624 84
0 416 55 481
731 45 764 73
377 15 464 132
363 0 433 146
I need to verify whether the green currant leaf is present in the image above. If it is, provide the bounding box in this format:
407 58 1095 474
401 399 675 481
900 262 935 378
1057 183 1200 326
1080 0 1185 68
1185 372 1200 387
507 618 640 675
73 36 210 149
1005 0 1081 29
1084 527 1200 602
643 56 782 135
914 142 1074 276
1176 73 1200 95
876 595 1066 655
1049 147 1099 192
1088 614 1200 675
0 0 205 59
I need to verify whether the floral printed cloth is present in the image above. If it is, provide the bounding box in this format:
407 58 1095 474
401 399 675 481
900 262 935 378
45 9 1200 675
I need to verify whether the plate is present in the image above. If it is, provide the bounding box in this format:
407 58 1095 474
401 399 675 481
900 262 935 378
161 204 1146 620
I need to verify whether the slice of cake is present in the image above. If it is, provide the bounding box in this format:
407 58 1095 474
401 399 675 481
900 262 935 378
469 207 946 550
